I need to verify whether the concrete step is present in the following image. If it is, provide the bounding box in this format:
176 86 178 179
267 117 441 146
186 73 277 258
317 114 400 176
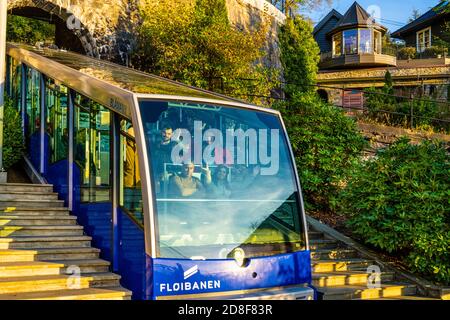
0 216 77 226
361 295 441 300
51 259 110 274
310 248 359 260
319 283 417 300
0 208 70 216
0 226 84 237
0 184 54 194
0 248 101 262
0 261 65 277
312 259 374 272
0 192 59 201
0 199 64 208
0 287 132 300
0 236 92 249
0 259 110 277
309 239 339 250
313 271 395 287
0 273 121 294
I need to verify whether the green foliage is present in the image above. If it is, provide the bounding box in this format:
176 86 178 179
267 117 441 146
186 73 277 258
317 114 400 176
336 137 450 284
422 46 448 58
2 96 25 171
132 0 278 106
383 71 394 95
362 71 447 131
270 0 332 13
275 93 367 210
7 15 55 45
279 16 320 96
397 47 417 60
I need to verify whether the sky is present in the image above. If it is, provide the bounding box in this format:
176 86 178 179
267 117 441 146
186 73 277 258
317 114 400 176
301 0 442 33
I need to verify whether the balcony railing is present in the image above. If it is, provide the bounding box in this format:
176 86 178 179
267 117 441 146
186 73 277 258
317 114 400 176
386 45 449 60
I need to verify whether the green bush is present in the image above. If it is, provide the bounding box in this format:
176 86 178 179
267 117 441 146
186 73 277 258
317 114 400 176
397 47 416 60
275 93 367 210
421 46 448 58
7 15 55 45
2 96 25 170
279 16 320 96
336 137 450 284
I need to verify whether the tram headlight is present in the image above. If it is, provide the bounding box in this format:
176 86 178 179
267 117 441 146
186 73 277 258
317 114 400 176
233 248 248 268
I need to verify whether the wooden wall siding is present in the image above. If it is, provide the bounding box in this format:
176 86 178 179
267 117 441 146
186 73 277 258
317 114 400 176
314 16 341 53
397 18 447 49
319 53 397 69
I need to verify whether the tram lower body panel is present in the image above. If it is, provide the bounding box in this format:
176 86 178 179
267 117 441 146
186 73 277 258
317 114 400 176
146 250 313 300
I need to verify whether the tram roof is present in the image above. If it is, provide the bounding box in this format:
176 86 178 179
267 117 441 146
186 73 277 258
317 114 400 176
7 43 268 118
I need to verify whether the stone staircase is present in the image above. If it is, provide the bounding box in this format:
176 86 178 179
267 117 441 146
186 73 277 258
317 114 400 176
0 183 131 300
308 226 434 300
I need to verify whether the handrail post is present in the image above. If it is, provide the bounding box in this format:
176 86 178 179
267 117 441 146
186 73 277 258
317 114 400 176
0 0 8 183
410 95 414 129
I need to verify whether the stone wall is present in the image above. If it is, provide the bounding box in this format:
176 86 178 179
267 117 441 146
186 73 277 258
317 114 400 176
9 0 285 67
226 0 285 69
317 65 450 88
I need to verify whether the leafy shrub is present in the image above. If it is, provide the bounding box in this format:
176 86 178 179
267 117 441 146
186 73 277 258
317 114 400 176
7 15 55 45
421 46 448 58
397 47 416 60
336 137 450 284
275 93 367 210
132 0 277 106
2 96 25 170
362 70 445 131
279 16 320 96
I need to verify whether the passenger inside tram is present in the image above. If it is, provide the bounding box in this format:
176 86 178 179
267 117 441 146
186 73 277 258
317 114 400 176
124 126 142 213
168 162 211 198
206 164 231 198
153 125 179 183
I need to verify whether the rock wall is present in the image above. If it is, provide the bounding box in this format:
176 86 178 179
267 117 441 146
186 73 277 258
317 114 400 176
9 0 285 67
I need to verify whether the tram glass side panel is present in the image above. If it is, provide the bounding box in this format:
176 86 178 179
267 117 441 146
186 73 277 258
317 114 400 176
43 79 70 203
25 67 42 170
138 100 312 299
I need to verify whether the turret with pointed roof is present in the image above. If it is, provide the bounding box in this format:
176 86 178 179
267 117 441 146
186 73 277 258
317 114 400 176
313 1 396 70
327 1 387 36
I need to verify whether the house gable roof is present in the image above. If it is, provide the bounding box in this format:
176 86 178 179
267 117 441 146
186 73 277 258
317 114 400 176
391 1 449 38
313 9 343 35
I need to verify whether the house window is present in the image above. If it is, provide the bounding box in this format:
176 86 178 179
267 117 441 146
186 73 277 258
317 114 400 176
359 29 372 54
332 32 342 57
417 27 431 53
344 29 358 54
374 30 382 54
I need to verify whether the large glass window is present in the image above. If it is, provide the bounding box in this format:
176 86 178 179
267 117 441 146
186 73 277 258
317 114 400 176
374 30 382 54
344 29 358 55
417 27 431 53
139 100 305 260
359 29 372 54
74 94 111 202
332 32 342 57
25 67 41 140
45 79 69 164
119 119 143 225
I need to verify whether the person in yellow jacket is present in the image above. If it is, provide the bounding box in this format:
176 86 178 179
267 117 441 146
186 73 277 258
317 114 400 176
123 127 142 216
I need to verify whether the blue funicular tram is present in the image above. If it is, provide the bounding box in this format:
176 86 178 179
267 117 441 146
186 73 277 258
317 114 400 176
4 43 314 300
